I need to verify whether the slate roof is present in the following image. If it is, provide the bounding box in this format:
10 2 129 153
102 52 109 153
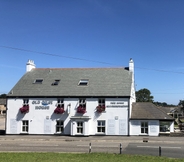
7 68 132 97
0 99 6 105
131 102 174 120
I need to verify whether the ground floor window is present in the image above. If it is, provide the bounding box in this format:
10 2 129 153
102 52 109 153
77 122 83 134
56 120 64 133
160 121 171 132
97 120 105 133
22 120 29 133
141 121 148 134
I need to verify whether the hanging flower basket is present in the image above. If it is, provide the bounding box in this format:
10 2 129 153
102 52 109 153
54 107 65 114
77 106 86 114
19 105 29 114
96 105 105 113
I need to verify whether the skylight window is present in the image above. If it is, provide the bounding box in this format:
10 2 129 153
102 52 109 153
34 79 43 84
52 79 60 86
78 79 89 86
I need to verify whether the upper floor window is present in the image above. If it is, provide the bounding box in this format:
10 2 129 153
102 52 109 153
52 79 60 86
57 99 64 108
78 79 89 86
34 79 43 84
23 99 29 105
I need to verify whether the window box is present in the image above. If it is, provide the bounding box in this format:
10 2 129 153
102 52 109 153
77 106 86 114
54 106 65 114
96 105 106 113
19 105 29 114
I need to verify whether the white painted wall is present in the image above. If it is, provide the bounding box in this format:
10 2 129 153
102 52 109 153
130 120 174 136
6 98 129 135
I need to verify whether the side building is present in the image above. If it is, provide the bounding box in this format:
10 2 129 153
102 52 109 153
6 59 136 136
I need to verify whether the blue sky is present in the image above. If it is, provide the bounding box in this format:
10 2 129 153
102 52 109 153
0 0 184 105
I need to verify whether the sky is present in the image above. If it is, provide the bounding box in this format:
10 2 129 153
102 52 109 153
0 0 184 105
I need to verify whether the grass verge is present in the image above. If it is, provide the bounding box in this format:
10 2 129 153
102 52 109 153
0 153 184 162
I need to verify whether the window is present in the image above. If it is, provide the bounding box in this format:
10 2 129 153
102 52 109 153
160 121 171 132
98 99 105 106
141 122 148 134
79 99 86 108
23 99 29 105
57 99 64 108
77 122 83 134
52 79 60 86
22 120 29 133
34 79 43 84
56 120 64 133
97 120 105 133
78 79 89 86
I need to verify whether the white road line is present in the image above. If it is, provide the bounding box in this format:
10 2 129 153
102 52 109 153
19 144 59 147
77 145 117 148
137 146 181 149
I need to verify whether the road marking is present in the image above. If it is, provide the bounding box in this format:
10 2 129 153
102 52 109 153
19 144 58 147
137 146 181 149
77 145 118 148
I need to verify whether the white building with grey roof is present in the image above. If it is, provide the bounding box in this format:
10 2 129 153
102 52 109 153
6 59 174 136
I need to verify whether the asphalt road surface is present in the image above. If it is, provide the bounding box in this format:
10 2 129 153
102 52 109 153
0 139 184 159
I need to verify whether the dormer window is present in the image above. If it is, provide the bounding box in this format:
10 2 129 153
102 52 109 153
34 79 43 84
52 80 60 86
78 79 89 86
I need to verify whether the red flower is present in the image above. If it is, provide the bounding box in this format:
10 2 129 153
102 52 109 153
77 106 86 114
20 105 29 114
96 105 105 113
54 107 65 114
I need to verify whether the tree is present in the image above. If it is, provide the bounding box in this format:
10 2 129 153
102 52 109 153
178 100 184 116
136 88 153 102
0 94 6 98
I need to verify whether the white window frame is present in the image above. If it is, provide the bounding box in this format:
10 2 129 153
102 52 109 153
56 120 64 133
160 121 171 132
79 99 86 108
97 120 106 134
141 121 148 134
34 79 43 84
57 99 64 108
77 121 83 134
78 79 89 86
22 120 29 133
98 98 105 106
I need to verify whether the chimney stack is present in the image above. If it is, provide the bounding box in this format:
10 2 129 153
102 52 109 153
129 58 134 73
26 60 35 72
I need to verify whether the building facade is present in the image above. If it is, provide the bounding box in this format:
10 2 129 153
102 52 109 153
6 59 136 136
6 59 174 136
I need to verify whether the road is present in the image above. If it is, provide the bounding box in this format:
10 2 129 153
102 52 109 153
0 138 184 158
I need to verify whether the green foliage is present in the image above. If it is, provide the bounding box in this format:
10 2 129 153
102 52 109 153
136 88 153 102
0 153 183 162
0 94 6 98
153 101 176 107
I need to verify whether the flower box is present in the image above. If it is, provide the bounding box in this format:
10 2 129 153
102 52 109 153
77 106 86 114
96 105 105 113
54 107 65 114
20 105 29 114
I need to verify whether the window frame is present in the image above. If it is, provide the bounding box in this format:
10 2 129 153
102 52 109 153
159 121 171 132
77 121 83 134
57 99 64 108
141 121 148 134
78 79 89 86
34 79 43 84
97 120 106 134
22 120 29 133
52 79 60 86
56 120 64 133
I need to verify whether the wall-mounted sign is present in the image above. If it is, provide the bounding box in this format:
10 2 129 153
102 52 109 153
106 101 127 108
32 100 53 110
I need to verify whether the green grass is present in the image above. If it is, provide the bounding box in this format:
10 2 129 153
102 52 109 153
0 153 183 162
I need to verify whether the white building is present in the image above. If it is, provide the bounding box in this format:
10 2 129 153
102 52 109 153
6 59 174 136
